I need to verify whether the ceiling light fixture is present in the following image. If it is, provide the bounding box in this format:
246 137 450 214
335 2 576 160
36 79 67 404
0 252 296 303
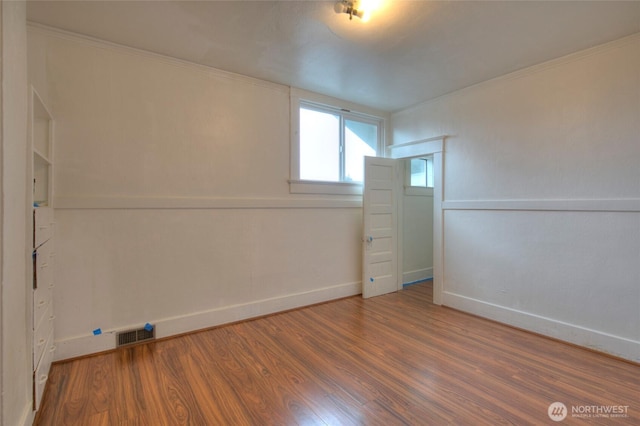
334 0 370 22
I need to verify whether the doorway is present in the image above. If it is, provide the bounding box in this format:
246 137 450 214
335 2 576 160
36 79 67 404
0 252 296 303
401 156 435 290
362 136 444 304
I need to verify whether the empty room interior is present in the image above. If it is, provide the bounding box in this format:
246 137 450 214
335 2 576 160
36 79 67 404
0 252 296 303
1 0 639 424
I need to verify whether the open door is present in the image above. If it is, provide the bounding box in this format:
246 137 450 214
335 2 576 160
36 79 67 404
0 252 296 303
362 156 399 298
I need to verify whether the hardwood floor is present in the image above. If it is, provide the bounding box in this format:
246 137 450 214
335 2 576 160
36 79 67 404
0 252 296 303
35 282 639 425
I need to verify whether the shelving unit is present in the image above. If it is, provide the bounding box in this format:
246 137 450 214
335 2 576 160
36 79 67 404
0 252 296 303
30 87 56 412
32 89 53 207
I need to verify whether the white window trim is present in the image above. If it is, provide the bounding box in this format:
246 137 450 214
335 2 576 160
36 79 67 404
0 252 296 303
289 88 389 195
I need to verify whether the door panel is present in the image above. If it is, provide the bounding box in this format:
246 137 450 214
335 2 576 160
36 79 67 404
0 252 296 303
362 156 399 298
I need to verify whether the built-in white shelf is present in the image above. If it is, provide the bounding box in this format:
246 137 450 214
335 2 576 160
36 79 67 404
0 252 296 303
31 89 53 207
30 86 56 412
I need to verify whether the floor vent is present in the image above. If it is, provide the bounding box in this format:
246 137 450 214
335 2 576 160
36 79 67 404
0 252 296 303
116 327 155 347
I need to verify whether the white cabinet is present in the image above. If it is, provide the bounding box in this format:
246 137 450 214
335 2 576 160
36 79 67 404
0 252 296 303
33 224 54 362
30 87 55 411
34 206 53 248
32 217 55 410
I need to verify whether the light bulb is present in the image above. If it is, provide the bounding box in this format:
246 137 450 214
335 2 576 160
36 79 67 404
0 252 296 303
359 0 383 13
356 0 383 21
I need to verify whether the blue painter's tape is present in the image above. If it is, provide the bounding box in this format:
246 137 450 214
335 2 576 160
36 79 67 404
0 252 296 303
144 323 154 332
93 328 102 336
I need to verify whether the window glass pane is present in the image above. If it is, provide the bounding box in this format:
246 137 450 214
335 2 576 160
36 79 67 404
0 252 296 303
300 108 340 181
410 158 427 187
344 119 377 182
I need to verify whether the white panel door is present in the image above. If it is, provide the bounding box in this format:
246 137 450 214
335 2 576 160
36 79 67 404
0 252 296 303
362 156 399 298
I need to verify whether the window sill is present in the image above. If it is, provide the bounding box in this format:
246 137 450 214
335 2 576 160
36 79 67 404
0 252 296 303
289 179 363 195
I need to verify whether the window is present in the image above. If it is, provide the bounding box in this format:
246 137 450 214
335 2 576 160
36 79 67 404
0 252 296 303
290 91 385 195
299 103 380 183
409 157 434 188
405 157 434 197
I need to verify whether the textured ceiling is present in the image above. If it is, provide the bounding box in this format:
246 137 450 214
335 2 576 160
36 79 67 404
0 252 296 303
27 1 640 112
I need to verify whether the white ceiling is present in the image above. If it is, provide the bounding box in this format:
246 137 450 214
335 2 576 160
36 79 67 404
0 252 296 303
27 0 640 112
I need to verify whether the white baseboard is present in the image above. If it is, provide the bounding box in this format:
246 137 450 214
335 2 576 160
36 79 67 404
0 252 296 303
403 267 433 285
54 281 362 361
443 292 640 363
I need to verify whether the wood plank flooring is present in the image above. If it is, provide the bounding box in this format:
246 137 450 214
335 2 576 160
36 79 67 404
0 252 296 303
35 282 639 425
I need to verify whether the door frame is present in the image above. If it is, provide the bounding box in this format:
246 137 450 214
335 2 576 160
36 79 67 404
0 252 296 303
388 136 445 305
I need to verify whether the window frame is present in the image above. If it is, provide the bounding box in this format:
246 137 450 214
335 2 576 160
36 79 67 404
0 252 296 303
289 89 387 195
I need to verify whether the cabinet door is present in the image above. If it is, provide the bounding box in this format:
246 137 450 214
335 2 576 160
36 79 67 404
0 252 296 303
34 330 56 410
33 303 52 367
34 239 53 291
34 207 53 248
33 285 50 330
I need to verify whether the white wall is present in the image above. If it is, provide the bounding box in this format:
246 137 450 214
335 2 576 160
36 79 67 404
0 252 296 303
27 26 372 360
392 34 640 361
402 184 433 284
1 1 33 425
